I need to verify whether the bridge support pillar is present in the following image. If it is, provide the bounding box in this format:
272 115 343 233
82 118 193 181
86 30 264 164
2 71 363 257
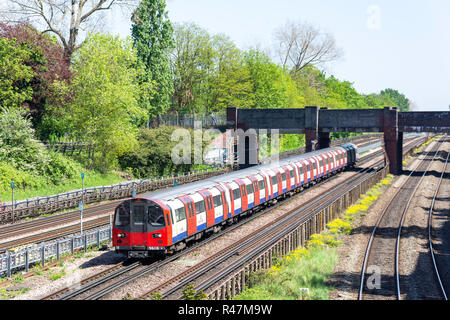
227 107 259 169
305 106 320 152
318 132 331 149
383 107 403 175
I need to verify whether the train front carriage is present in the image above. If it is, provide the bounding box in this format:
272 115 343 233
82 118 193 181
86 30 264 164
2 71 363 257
113 198 171 258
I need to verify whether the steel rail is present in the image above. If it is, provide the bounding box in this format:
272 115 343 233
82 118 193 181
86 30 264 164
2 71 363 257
395 140 444 299
42 160 373 300
143 166 385 300
41 137 425 300
427 142 449 300
80 164 377 300
358 137 443 300
0 136 424 254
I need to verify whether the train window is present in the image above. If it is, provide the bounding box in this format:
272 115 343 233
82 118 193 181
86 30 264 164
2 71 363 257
246 184 254 194
300 167 304 174
233 188 241 199
195 200 206 214
133 205 146 225
271 176 277 185
307 164 310 171
115 205 129 226
148 205 165 227
281 173 286 181
320 159 323 167
259 180 264 190
175 207 186 222
290 170 294 178
213 195 222 207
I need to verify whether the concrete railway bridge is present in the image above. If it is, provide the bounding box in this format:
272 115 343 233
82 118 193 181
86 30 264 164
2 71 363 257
225 106 450 174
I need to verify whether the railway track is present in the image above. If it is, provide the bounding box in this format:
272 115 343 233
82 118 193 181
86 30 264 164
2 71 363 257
428 144 449 300
15 137 425 299
140 166 383 300
42 151 383 300
72 138 425 300
358 136 446 300
0 136 423 255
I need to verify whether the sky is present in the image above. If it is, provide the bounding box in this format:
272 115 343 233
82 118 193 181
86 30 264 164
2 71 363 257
107 0 450 111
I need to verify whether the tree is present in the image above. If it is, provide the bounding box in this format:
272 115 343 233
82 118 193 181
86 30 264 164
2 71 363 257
244 49 304 109
207 34 254 111
274 20 342 77
1 0 137 59
0 37 35 109
171 22 215 113
131 0 174 124
0 22 72 137
380 88 410 111
69 33 147 171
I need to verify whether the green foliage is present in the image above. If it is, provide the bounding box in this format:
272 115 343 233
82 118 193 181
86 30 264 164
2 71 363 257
69 33 147 171
0 108 47 172
132 0 174 119
380 88 410 111
235 246 338 300
244 49 304 109
181 283 207 300
172 22 215 113
118 126 210 178
0 38 34 109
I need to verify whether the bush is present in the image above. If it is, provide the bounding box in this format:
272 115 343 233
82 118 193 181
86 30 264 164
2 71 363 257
118 126 210 178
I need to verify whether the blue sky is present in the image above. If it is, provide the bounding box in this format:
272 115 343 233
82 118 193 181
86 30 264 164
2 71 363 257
109 0 450 111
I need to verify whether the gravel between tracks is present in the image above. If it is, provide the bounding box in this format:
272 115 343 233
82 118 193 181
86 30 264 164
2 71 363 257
3 141 416 300
328 138 449 300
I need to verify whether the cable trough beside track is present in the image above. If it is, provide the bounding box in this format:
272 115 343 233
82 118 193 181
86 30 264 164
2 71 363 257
37 136 426 300
359 136 448 300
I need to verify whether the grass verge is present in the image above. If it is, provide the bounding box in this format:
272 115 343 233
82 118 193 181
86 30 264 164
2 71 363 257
234 174 394 300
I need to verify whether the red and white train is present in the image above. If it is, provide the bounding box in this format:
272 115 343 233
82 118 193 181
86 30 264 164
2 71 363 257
113 144 358 258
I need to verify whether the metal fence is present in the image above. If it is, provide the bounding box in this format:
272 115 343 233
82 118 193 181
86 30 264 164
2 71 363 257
0 166 229 223
0 226 111 278
44 141 95 157
156 113 227 128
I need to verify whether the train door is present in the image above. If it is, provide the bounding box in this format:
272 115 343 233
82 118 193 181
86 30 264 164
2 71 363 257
306 159 314 180
289 166 298 188
269 172 278 197
275 172 282 195
262 172 272 200
251 176 260 206
282 166 291 191
210 187 224 223
199 190 215 227
237 179 248 212
301 161 308 183
130 200 147 247
191 193 207 232
230 182 242 214
313 156 322 177
244 178 254 208
321 154 328 174
224 183 234 217
154 200 173 247
178 196 196 236
215 185 228 221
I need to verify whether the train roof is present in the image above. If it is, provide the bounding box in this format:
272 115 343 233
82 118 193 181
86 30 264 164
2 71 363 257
142 145 349 201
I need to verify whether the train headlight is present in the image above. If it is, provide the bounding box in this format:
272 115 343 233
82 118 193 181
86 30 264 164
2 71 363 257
118 233 127 238
152 233 162 238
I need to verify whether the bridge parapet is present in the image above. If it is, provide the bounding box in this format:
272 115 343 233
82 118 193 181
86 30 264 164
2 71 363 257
227 106 448 174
